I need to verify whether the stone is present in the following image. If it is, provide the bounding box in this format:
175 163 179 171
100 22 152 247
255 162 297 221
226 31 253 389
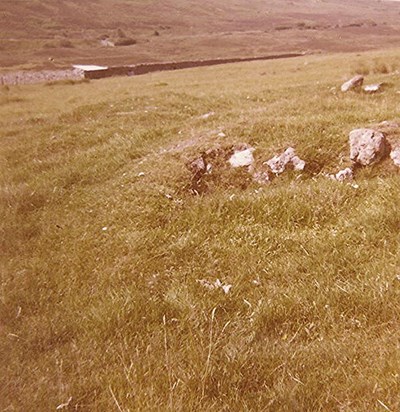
292 156 306 171
349 128 388 166
378 120 400 129
329 167 353 182
100 39 115 47
228 147 255 168
252 170 270 184
341 75 364 92
199 111 215 119
390 147 400 167
265 147 305 175
363 83 382 93
187 155 207 175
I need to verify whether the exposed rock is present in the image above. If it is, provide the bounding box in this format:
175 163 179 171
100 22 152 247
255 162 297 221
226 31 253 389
228 147 255 168
341 75 364 92
363 83 382 93
292 156 306 171
199 111 215 120
378 120 400 129
186 155 208 195
186 145 250 194
329 167 353 182
187 155 207 176
349 128 388 166
252 170 270 185
264 147 305 175
390 147 400 167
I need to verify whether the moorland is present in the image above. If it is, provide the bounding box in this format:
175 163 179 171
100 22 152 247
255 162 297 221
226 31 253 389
1 1 400 411
1 0 400 71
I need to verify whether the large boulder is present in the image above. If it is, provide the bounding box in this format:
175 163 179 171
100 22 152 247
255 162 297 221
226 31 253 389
349 128 388 166
341 75 364 92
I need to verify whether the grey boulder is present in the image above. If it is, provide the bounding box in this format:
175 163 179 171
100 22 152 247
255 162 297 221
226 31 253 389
349 128 388 166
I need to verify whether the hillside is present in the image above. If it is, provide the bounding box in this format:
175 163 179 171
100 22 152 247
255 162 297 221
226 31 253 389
1 0 400 70
1 48 400 410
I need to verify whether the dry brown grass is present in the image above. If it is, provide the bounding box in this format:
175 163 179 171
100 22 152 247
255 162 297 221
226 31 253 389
1 49 400 411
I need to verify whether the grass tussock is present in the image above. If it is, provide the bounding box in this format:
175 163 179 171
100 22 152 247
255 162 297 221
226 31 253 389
0 95 25 105
353 57 400 75
114 38 137 47
1 49 400 411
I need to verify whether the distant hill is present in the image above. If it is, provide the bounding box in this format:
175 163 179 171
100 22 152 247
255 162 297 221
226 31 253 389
1 0 400 70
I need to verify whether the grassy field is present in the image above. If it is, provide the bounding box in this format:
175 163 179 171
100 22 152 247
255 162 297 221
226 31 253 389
2 0 400 70
1 49 400 411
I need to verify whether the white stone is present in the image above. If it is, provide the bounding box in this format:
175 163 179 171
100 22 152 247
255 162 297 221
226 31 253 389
200 111 215 119
363 83 382 93
341 75 364 92
329 167 353 182
72 64 108 71
228 148 255 168
292 156 306 171
390 147 400 167
265 147 305 174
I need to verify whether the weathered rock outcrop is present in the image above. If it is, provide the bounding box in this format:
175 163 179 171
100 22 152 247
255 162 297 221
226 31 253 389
349 128 388 166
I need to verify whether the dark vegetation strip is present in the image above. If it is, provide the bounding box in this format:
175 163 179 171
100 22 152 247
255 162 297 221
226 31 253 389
83 53 305 79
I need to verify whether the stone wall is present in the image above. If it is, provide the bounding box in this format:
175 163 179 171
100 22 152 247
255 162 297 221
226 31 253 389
83 53 304 79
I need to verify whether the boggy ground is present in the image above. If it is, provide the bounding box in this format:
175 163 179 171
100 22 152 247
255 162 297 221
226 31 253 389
1 49 400 411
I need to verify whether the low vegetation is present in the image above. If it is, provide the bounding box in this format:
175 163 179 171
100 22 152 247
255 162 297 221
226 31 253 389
114 38 137 47
45 78 90 87
2 0 400 70
1 49 400 411
354 57 400 76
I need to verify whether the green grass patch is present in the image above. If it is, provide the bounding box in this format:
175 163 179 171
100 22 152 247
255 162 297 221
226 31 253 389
1 49 400 411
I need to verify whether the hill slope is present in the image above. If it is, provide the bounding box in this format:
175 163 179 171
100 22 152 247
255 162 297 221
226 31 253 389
1 48 400 410
1 0 400 69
